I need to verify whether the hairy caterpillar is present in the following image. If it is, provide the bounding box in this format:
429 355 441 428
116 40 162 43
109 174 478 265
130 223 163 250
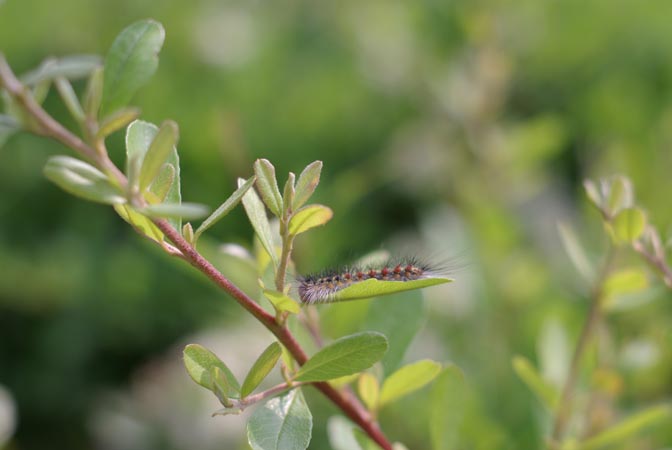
297 258 451 304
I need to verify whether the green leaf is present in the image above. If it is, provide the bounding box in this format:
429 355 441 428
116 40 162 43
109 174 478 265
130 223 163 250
294 161 322 210
558 222 594 282
379 359 442 407
325 276 452 303
84 66 104 118
263 289 301 314
294 332 388 382
101 19 165 115
125 119 182 230
241 177 278 268
357 373 380 412
578 404 672 450
195 176 256 242
247 389 312 450
241 342 282 398
114 203 164 243
254 159 283 217
211 367 233 407
605 175 633 215
364 290 425 375
430 365 466 450
21 55 101 85
140 202 209 220
288 204 333 236
611 207 647 243
147 163 175 203
139 120 179 191
183 344 240 397
96 107 140 139
512 356 558 410
282 172 296 216
603 268 648 299
54 77 84 123
43 155 125 204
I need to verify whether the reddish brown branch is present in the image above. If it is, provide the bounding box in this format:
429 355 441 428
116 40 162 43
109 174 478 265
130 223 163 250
154 219 392 450
1 53 392 449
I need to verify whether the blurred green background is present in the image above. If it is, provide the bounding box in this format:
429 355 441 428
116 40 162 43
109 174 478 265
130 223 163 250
1 0 672 448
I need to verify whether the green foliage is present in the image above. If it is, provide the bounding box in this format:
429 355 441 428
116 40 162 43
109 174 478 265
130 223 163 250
43 156 125 204
288 204 333 236
183 344 240 398
294 332 388 382
4 5 672 449
247 389 312 450
194 176 256 243
241 342 282 398
101 19 165 116
325 276 452 303
379 359 442 407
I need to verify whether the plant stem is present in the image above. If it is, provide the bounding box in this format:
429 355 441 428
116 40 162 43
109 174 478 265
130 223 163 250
0 53 393 450
632 240 672 288
550 246 614 446
275 218 294 292
154 219 393 450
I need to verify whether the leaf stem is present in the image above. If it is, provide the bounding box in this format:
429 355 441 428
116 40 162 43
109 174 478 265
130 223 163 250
0 53 393 450
550 245 615 446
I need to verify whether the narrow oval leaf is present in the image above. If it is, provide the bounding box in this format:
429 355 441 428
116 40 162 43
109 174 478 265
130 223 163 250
512 356 558 410
147 163 175 203
283 172 296 216
247 389 312 450
241 177 278 268
211 367 233 407
254 159 283 217
195 176 256 241
578 404 671 450
357 373 380 412
294 332 388 382
321 276 452 304
114 204 164 243
21 55 101 85
612 207 647 243
96 107 141 139
139 120 179 191
102 20 165 115
241 342 282 398
126 119 182 230
558 222 594 282
606 175 633 215
54 77 84 122
263 290 301 314
603 268 648 299
430 365 466 450
379 359 442 407
294 161 322 210
288 204 333 236
183 344 240 397
140 202 209 220
84 66 104 118
43 155 125 204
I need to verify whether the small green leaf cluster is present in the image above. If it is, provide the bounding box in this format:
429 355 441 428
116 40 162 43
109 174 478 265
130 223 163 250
513 174 672 449
1 19 461 450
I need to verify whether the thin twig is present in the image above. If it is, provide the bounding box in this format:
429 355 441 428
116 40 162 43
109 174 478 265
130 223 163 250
550 245 615 446
632 241 672 288
0 54 393 450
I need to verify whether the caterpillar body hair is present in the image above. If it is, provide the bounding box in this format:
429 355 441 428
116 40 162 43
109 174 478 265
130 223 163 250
297 257 446 304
